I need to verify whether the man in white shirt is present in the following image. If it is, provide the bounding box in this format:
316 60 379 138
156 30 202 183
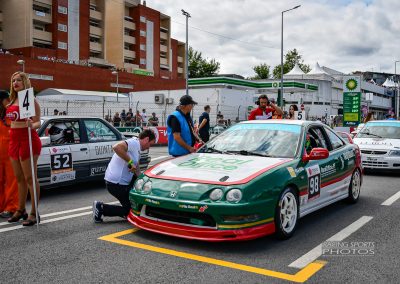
141 108 147 126
93 129 155 222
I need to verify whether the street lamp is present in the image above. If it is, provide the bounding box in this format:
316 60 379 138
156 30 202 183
112 70 119 102
280 5 301 107
17 59 25 73
181 9 191 96
395 60 400 118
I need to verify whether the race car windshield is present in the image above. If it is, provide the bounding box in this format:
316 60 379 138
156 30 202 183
201 123 301 158
357 123 400 139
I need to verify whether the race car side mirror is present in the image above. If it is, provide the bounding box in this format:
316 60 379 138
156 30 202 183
302 148 329 162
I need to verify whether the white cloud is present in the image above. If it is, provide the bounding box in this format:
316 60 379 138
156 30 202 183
147 0 400 76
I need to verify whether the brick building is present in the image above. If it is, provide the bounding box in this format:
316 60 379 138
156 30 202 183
0 0 185 93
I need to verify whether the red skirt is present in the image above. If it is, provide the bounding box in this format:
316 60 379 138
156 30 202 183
8 128 42 160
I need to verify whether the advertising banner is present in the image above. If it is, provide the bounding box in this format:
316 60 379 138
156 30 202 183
343 76 361 126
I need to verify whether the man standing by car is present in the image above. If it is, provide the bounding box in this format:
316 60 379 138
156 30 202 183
198 105 211 143
93 129 156 223
248 94 283 120
167 95 199 157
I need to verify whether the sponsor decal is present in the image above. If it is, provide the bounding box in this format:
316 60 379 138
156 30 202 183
177 156 252 171
49 145 71 154
169 191 177 198
306 165 320 200
199 205 208 213
90 165 107 176
144 198 160 205
51 171 76 184
95 145 113 156
295 167 304 174
320 164 336 177
178 204 199 210
300 195 308 206
287 167 296 178
343 150 355 160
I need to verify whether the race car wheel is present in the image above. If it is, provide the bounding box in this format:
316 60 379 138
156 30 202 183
275 187 299 240
347 169 361 204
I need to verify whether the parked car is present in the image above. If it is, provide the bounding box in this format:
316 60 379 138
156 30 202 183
128 120 362 241
37 117 151 188
353 120 400 171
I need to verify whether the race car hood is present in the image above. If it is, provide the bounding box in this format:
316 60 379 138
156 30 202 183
353 137 400 150
145 153 291 185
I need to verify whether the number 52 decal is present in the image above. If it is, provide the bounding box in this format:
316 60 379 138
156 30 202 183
51 153 72 171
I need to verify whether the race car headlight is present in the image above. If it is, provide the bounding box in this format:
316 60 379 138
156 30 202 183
134 179 144 191
226 189 242 203
142 181 152 194
389 150 400 156
209 188 223 201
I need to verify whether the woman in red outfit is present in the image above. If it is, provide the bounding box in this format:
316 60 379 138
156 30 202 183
6 72 42 226
0 90 19 218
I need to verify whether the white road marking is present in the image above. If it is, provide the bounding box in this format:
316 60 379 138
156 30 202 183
0 201 119 228
381 191 400 206
289 216 373 269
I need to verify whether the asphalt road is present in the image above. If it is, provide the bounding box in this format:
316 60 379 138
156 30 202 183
0 147 399 283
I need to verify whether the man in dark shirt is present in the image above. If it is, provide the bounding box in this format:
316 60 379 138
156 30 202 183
198 105 211 142
167 95 198 156
148 112 159 126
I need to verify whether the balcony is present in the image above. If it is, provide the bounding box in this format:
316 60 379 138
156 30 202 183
125 0 140 7
33 29 52 43
124 50 136 58
124 63 139 72
89 57 106 64
124 35 135 44
160 44 167 53
90 42 103 52
160 31 168 40
177 56 183 63
35 0 52 5
178 67 183 73
160 57 168 65
33 11 52 24
124 20 136 30
90 26 102 36
90 9 102 21
0 12 3 22
0 31 3 43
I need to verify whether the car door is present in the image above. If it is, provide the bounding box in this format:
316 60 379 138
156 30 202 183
37 119 89 187
301 125 339 213
82 118 120 178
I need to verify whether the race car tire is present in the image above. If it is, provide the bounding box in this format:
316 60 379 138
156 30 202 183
347 169 361 204
275 187 299 240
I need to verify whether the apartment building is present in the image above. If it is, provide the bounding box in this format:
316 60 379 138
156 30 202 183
0 0 185 81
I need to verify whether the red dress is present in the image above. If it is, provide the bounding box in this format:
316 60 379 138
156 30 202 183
6 104 42 160
0 117 18 212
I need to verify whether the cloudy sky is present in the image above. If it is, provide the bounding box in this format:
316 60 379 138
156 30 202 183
147 0 400 77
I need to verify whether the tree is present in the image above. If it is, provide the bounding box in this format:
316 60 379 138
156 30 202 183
272 49 311 79
251 63 270 79
188 47 220 78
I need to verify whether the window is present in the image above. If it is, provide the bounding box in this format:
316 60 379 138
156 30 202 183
58 41 67 50
140 58 146 65
305 127 329 154
58 6 68 14
140 44 146 51
140 30 146 37
325 128 345 150
58 23 67 32
83 120 118 142
140 16 146 23
43 120 81 145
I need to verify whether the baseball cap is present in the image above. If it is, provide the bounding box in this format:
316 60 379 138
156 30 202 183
179 95 197 106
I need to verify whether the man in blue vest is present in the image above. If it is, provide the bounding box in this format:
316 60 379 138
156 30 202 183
167 95 198 157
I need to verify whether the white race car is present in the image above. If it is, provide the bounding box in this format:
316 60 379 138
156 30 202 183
353 120 400 170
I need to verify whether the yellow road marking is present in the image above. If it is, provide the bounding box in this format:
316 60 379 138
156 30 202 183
99 229 326 282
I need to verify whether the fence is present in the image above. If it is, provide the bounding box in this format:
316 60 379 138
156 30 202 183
37 98 246 127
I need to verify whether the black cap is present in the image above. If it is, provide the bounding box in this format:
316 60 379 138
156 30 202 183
179 95 197 106
0 90 9 100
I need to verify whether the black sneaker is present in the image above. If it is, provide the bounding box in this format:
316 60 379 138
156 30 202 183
93 201 103 223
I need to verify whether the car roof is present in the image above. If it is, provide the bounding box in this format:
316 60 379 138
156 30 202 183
42 116 104 120
366 120 400 124
240 120 315 126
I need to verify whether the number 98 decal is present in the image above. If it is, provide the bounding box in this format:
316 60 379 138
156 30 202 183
306 165 321 200
51 153 72 171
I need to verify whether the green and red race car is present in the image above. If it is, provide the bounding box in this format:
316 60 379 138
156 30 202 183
128 120 362 241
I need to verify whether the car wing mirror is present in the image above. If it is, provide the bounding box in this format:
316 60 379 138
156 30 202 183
40 136 51 146
302 148 329 162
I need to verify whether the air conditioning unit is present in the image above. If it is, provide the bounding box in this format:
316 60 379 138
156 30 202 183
154 94 164 104
166 98 174 104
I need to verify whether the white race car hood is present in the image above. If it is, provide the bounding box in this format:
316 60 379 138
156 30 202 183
146 153 292 185
353 137 400 150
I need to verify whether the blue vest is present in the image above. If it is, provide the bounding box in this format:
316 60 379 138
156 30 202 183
167 110 192 156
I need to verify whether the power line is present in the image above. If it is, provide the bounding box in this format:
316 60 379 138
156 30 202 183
172 20 279 50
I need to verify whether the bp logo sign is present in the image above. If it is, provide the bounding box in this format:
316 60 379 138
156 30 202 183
272 82 279 88
345 79 358 91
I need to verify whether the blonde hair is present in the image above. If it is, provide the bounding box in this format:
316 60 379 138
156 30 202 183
9 71 31 105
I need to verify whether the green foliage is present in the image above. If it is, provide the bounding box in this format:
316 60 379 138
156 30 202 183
251 63 270 79
272 49 311 79
188 47 220 78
